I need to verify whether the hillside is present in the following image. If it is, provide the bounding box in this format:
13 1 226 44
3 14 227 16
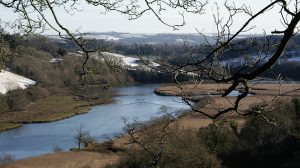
48 32 216 45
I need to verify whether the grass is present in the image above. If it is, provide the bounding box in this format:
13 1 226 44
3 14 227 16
0 122 22 132
0 94 111 131
8 95 90 123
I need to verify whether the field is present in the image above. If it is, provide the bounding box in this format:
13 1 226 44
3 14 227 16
154 83 300 97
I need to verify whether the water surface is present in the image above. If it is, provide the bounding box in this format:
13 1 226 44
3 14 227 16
0 84 189 159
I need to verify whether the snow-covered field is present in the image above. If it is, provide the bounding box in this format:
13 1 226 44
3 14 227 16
0 70 36 94
101 52 160 68
101 52 140 67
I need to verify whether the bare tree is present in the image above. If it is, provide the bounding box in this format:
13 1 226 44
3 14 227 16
1 0 300 120
0 31 11 69
74 126 94 149
0 153 15 166
142 0 300 120
0 0 207 76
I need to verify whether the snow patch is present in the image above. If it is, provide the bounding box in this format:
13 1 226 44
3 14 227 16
175 39 196 43
121 33 146 38
49 58 63 63
86 35 121 41
101 52 140 67
287 57 300 62
101 52 160 68
0 70 36 94
150 62 160 67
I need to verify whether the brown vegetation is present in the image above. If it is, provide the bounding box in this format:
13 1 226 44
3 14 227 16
6 152 120 168
108 97 300 168
154 83 300 97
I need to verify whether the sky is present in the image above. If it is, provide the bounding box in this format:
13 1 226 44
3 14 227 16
0 0 288 35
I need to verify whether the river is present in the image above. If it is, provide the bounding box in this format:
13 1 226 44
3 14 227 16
0 84 190 159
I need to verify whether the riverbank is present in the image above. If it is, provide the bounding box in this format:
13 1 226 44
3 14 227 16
0 94 112 132
5 113 245 168
0 122 22 132
154 83 300 117
5 83 300 167
154 83 300 97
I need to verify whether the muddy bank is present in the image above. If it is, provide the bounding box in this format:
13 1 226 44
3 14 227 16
154 83 300 97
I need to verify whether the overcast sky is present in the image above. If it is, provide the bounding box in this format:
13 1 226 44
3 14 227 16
0 0 287 35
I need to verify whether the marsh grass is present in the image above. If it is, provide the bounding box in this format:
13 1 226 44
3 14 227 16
0 95 94 131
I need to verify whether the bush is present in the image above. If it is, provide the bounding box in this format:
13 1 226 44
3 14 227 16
110 125 221 168
74 127 95 150
0 96 8 114
27 85 49 101
221 99 300 168
159 130 222 168
197 122 238 155
292 98 300 132
52 145 63 153
84 141 124 153
240 99 295 147
0 153 15 166
6 89 29 111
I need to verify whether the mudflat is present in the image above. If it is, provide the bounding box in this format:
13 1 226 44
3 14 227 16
154 83 300 117
154 83 300 97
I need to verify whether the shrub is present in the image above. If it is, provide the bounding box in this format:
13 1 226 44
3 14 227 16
111 125 221 168
221 99 300 168
240 99 295 147
74 127 95 150
0 153 15 166
52 145 63 153
197 123 238 155
0 96 8 114
6 89 29 111
27 85 49 101
292 98 300 133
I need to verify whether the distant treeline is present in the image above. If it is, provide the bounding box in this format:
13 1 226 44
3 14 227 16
58 34 300 59
0 33 197 113
229 61 300 81
55 34 300 81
